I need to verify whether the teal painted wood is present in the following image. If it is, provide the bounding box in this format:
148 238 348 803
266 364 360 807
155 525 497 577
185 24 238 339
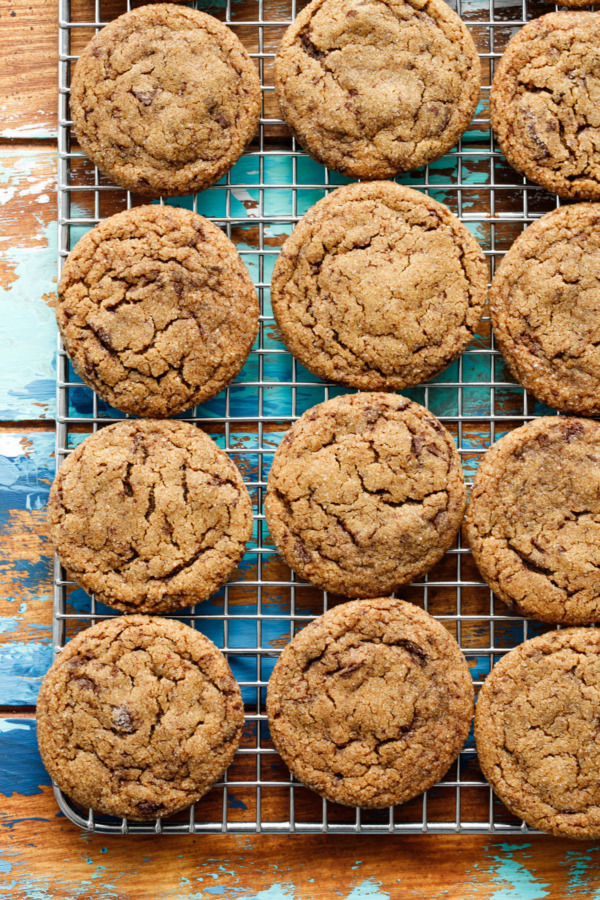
0 433 53 705
0 150 57 421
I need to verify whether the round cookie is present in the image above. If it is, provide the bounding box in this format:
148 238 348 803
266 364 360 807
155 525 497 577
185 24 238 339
475 628 600 838
267 597 474 808
58 205 259 417
37 615 244 820
265 392 466 597
271 182 488 390
491 13 600 200
274 0 480 179
491 203 600 416
465 416 600 624
48 420 253 614
70 5 261 196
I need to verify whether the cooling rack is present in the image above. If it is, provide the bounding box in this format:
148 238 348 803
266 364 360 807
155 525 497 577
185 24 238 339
56 0 567 834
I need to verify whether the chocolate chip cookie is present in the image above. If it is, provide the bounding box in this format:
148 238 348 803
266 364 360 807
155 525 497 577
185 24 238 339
70 5 261 196
491 203 600 416
271 182 488 390
274 0 480 178
37 615 244 821
267 597 474 808
58 205 259 417
265 392 466 597
48 420 253 614
475 628 600 838
491 13 600 200
465 416 600 624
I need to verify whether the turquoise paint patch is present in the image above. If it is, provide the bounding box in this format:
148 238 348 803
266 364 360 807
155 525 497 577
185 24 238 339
0 719 50 798
0 642 52 704
245 886 297 900
561 848 600 897
345 880 390 900
0 154 57 419
486 844 550 900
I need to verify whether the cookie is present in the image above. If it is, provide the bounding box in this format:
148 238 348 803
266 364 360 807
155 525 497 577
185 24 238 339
274 0 480 179
465 416 600 624
48 420 253 614
37 615 244 820
58 205 259 417
70 5 261 196
491 203 600 416
265 392 466 597
267 597 473 808
491 13 600 200
475 628 600 838
271 182 488 390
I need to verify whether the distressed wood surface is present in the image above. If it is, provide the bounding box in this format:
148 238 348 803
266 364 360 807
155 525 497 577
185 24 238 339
1 0 599 897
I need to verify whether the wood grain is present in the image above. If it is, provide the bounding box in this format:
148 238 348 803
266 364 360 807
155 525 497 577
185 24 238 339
0 0 57 139
1 725 600 900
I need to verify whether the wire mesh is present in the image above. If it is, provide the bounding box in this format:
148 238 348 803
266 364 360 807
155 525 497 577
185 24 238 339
55 0 570 834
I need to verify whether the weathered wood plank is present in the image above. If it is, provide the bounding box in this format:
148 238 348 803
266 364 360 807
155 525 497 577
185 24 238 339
0 433 53 705
0 149 57 421
0 0 58 139
1 715 600 900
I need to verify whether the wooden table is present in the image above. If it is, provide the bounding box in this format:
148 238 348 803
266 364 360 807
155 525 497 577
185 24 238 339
2 0 600 895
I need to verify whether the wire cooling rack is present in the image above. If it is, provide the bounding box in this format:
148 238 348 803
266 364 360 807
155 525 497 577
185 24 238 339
55 0 570 835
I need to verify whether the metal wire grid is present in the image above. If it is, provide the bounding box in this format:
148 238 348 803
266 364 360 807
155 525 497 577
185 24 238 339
54 0 569 834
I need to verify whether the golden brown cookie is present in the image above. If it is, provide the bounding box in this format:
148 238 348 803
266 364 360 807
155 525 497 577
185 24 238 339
475 628 600 838
58 205 259 417
271 182 488 390
48 420 253 614
274 0 480 179
491 203 600 416
465 416 600 624
37 615 244 821
491 13 600 200
267 597 474 808
265 392 466 597
70 5 261 196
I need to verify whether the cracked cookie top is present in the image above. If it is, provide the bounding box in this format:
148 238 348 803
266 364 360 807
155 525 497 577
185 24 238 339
264 392 466 597
491 204 600 416
70 5 261 196
465 416 600 624
491 13 600 200
274 0 480 179
267 597 474 808
37 615 244 820
475 628 600 838
48 420 253 614
271 182 488 390
57 205 259 417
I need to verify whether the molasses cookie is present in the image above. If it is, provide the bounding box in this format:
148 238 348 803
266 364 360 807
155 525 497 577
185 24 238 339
267 597 474 808
475 628 600 838
271 182 488 390
70 5 261 196
465 416 600 624
48 420 253 614
37 615 244 820
491 203 600 416
491 13 600 200
274 0 480 178
58 205 259 417
265 392 466 597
